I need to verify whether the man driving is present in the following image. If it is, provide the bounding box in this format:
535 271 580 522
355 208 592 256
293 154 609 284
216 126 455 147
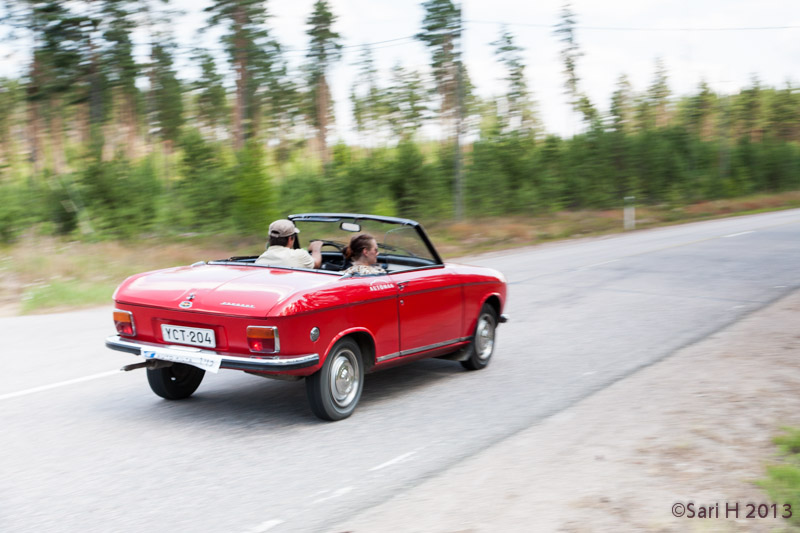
255 219 323 269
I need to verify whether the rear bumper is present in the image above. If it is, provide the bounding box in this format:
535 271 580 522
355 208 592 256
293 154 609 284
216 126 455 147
105 335 319 372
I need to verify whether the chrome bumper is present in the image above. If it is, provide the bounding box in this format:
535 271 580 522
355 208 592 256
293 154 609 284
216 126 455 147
105 335 319 373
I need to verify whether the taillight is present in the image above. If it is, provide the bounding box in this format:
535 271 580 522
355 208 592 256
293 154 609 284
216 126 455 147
247 326 280 354
113 309 136 336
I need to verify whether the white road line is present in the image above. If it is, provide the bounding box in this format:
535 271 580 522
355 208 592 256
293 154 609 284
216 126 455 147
576 259 619 271
723 231 755 238
311 487 353 504
245 519 284 533
370 449 420 472
0 370 121 401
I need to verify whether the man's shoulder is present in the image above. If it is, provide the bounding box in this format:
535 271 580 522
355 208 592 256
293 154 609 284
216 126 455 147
256 246 313 268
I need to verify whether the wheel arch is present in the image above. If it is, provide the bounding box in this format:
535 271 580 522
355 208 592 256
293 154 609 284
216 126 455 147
323 328 376 373
482 294 502 319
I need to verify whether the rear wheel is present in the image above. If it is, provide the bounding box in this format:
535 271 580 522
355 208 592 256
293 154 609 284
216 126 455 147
461 304 498 371
306 338 364 421
146 363 205 400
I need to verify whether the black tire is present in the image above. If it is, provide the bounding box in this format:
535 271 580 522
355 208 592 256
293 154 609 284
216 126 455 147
146 363 205 400
306 338 364 421
461 304 498 371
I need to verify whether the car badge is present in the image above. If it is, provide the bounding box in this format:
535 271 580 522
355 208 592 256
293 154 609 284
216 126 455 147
221 302 255 309
187 293 196 300
179 301 193 309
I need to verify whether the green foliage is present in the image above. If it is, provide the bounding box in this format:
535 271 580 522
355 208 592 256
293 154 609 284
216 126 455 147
305 0 342 70
79 155 161 238
554 3 596 124
390 139 428 218
193 51 228 131
169 129 234 232
2 0 800 238
151 42 184 145
759 428 800 527
0 183 28 243
232 140 275 236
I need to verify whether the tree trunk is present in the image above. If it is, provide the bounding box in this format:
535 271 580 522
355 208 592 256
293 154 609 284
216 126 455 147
233 6 247 151
49 96 67 174
27 57 43 174
316 74 330 164
126 93 139 159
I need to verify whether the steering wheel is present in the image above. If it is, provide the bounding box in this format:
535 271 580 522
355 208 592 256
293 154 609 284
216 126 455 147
312 239 348 271
313 239 345 252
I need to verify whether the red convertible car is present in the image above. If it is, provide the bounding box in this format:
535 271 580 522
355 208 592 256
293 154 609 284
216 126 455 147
106 214 507 420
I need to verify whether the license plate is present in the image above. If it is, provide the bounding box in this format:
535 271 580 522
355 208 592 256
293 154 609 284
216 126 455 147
143 348 221 374
161 324 216 348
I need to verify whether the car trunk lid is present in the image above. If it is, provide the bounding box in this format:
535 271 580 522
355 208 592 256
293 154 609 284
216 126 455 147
115 264 335 317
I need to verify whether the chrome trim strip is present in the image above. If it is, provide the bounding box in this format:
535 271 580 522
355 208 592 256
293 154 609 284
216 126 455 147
376 337 471 363
376 351 401 363
105 336 318 370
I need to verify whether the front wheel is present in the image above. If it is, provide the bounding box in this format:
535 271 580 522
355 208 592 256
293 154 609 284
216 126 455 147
461 304 498 371
146 363 205 400
306 338 364 421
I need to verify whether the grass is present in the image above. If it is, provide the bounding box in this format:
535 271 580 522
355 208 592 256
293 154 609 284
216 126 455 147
20 279 120 314
2 190 799 315
759 427 800 528
0 236 262 315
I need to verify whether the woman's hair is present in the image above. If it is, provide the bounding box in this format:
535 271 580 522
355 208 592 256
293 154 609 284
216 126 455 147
344 234 376 261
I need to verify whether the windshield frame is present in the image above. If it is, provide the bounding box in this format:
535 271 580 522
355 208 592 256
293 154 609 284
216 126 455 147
289 213 443 266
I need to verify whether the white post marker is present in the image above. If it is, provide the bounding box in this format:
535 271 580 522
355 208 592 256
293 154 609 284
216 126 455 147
624 196 636 230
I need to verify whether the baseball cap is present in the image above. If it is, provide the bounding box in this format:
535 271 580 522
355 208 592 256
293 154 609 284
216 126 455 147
269 219 300 238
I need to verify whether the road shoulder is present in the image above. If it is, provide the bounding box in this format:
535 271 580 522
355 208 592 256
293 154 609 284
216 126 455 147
332 289 800 532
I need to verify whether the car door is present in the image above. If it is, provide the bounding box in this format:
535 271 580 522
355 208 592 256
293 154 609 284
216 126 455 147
389 266 464 357
341 275 400 359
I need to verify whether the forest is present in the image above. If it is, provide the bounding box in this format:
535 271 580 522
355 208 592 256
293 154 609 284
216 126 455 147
0 0 799 243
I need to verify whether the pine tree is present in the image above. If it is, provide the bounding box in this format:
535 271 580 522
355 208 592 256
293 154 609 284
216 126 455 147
385 63 429 141
491 26 536 136
150 40 184 151
193 50 229 139
554 2 596 125
305 0 342 163
350 45 385 146
416 0 463 138
100 0 141 159
205 0 272 149
609 74 633 133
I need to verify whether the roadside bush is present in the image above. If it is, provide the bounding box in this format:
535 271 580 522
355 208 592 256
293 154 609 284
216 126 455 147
759 427 800 527
172 130 234 232
0 183 26 242
80 155 161 239
232 140 275 236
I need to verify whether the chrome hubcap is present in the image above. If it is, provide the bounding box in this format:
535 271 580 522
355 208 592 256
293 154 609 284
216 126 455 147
330 350 359 407
476 314 496 361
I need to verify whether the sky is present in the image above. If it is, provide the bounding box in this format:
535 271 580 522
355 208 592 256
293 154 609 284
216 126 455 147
2 0 799 139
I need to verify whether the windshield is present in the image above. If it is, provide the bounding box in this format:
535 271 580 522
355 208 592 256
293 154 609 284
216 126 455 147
292 216 439 264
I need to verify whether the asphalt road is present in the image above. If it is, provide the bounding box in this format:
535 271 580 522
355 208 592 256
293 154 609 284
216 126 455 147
2 209 799 533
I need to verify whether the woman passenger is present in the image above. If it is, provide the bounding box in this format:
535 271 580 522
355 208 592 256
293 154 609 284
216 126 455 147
341 234 386 276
